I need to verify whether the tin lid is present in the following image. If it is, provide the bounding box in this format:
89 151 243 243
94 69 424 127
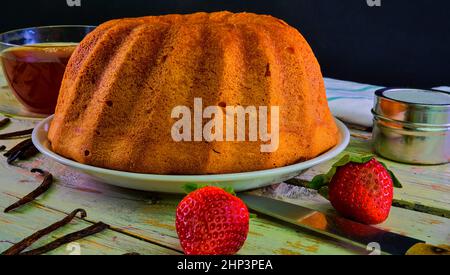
373 88 450 126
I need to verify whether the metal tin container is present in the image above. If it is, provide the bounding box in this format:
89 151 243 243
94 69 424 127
372 88 450 165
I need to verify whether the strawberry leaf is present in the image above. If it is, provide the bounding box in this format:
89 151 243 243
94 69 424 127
249 213 258 219
379 162 403 188
182 183 198 194
333 154 351 166
345 153 374 164
318 186 329 200
222 186 236 196
182 183 206 194
306 174 328 190
308 154 375 190
182 184 238 195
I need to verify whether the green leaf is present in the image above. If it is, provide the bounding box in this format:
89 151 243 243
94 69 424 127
307 154 375 190
222 186 236 196
182 183 198 194
379 162 403 188
333 154 351 166
309 174 325 189
318 186 329 200
182 184 238 195
249 213 258 219
346 153 374 164
182 183 206 194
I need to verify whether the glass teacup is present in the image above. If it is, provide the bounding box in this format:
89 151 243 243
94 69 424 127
0 25 96 114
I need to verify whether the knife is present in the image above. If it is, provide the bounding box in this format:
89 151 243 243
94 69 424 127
239 194 449 255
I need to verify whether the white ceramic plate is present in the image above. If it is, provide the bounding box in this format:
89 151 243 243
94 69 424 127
32 115 350 193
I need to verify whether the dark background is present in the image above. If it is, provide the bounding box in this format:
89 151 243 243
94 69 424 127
2 0 449 87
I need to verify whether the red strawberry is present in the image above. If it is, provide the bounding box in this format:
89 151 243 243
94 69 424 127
309 155 402 225
329 158 393 224
175 186 249 255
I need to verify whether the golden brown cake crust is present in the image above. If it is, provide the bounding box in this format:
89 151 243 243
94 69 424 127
48 11 339 174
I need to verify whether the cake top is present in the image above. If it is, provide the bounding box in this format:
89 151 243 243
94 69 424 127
98 11 296 32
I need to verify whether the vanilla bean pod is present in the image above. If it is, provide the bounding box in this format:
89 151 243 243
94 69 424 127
4 138 39 163
1 209 87 255
18 145 39 160
6 150 22 164
0 118 10 128
0 145 5 152
3 138 33 157
0 128 33 139
20 222 109 255
4 169 53 213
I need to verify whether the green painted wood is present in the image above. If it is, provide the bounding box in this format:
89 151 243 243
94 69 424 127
0 159 365 255
0 192 180 255
0 145 447 254
0 115 449 254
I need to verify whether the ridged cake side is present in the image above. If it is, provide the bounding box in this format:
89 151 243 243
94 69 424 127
48 11 339 174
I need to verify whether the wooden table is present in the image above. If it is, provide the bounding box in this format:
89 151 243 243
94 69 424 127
0 112 449 255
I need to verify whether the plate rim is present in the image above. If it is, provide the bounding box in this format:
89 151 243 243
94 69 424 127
32 115 350 182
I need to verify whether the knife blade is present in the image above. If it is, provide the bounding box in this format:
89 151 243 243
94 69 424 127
239 193 426 255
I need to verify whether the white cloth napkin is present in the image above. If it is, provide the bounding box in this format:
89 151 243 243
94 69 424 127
324 78 450 128
324 78 381 128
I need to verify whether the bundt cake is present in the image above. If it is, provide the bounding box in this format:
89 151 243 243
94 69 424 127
48 11 339 175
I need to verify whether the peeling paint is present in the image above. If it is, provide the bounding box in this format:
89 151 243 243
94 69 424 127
287 241 319 253
273 248 300 255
